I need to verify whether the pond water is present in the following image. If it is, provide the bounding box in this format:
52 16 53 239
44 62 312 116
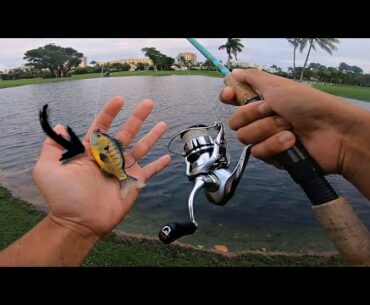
0 76 369 252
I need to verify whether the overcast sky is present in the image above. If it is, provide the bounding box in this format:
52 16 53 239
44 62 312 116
1 38 369 73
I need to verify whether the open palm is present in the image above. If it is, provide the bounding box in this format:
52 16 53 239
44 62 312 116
33 97 171 238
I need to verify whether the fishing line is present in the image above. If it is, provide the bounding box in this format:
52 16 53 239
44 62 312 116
167 123 218 156
91 62 138 169
184 64 220 123
182 61 236 151
124 151 137 169
94 63 105 119
166 64 225 154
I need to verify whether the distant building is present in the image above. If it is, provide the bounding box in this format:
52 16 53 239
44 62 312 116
171 65 187 71
19 64 33 71
230 60 251 68
98 57 153 66
176 52 197 65
2 65 31 73
254 64 269 71
79 56 87 67
230 60 270 71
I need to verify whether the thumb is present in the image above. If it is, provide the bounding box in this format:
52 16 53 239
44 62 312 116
39 124 69 162
232 69 287 94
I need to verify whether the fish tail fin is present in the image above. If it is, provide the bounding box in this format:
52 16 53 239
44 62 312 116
120 176 145 198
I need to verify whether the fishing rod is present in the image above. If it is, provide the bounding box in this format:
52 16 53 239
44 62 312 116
159 38 370 266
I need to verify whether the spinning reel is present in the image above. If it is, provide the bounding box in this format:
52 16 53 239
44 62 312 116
159 122 251 244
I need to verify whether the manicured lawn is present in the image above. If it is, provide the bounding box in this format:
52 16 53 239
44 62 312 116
0 70 222 90
0 187 344 266
313 83 370 102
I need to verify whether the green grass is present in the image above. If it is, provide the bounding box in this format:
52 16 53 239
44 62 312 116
84 234 343 267
119 209 339 253
3 73 370 104
0 186 344 266
313 83 370 102
0 70 222 90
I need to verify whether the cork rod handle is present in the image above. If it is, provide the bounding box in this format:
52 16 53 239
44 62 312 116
312 197 370 266
224 73 261 105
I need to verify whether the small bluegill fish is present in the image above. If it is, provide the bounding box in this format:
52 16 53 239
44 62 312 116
90 129 145 197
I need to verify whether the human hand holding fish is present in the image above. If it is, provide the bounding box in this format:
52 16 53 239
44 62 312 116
0 97 171 266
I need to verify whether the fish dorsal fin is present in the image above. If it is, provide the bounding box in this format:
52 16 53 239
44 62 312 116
113 138 125 152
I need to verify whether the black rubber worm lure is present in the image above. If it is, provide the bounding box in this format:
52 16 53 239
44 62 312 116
39 104 85 161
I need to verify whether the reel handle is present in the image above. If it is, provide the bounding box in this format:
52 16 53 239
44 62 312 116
158 221 198 244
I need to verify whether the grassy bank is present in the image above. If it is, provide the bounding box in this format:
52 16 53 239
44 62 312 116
313 83 370 102
0 70 222 90
119 207 338 253
0 187 344 266
3 72 370 104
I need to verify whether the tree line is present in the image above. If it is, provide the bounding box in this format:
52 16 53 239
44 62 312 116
1 39 369 88
270 62 370 87
0 44 177 80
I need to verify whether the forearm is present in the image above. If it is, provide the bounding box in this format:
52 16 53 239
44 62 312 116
341 106 370 200
0 215 100 266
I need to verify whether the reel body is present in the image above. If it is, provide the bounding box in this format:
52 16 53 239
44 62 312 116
159 122 251 244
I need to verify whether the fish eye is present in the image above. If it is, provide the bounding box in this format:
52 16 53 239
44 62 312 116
97 134 100 138
104 145 109 151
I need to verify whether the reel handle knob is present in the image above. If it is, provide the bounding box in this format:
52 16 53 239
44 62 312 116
158 221 197 244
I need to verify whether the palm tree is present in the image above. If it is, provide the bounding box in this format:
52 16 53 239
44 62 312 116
177 55 185 66
177 55 191 70
287 38 303 80
203 59 214 70
218 38 244 69
299 38 339 81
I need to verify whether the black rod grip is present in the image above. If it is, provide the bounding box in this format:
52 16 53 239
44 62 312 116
159 221 197 244
277 141 338 205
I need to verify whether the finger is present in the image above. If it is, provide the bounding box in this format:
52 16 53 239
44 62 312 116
115 99 154 147
143 154 171 180
228 100 273 130
251 130 296 161
132 121 168 161
219 86 236 105
84 96 125 143
39 124 68 162
231 69 288 94
236 116 291 144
